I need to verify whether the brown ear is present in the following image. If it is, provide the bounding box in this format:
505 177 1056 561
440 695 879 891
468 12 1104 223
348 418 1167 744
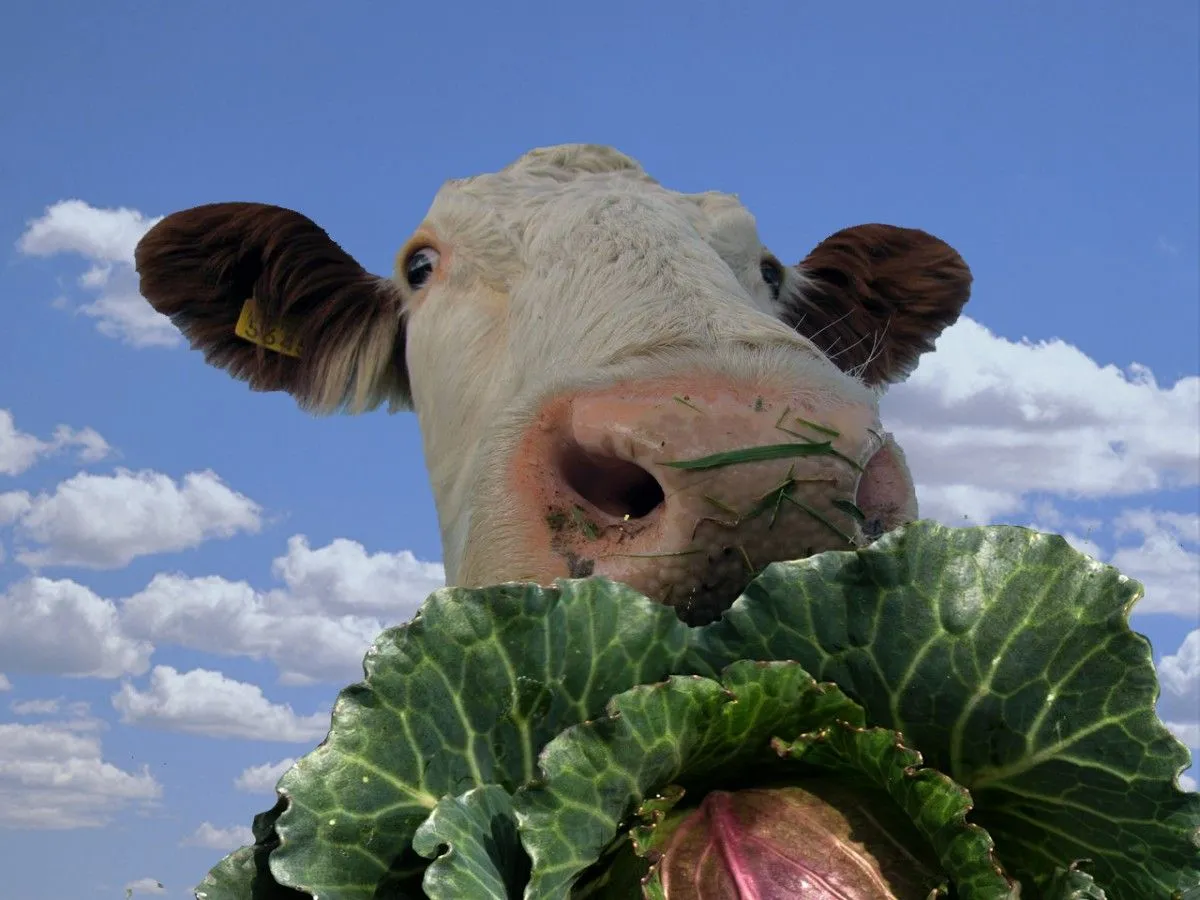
134 202 410 414
782 224 972 385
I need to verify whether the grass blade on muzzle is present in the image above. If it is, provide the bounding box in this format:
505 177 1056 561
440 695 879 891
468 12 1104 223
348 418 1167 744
661 441 837 471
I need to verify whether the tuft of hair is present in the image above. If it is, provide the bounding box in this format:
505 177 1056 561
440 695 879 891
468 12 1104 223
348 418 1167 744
503 143 651 180
134 202 410 414
785 224 972 386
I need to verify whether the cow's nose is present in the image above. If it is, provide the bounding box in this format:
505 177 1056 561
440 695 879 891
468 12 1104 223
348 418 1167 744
508 377 915 625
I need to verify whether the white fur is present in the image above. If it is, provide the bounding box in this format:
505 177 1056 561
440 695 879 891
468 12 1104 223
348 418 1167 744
388 145 883 585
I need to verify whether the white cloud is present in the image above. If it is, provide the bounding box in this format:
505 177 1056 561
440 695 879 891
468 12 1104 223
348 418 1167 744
0 491 32 525
0 532 437 688
1111 511 1199 617
10 699 60 715
234 757 296 794
16 200 175 348
1055 529 1106 564
271 535 445 616
51 424 112 464
1117 509 1200 546
111 666 329 742
10 698 91 717
121 535 444 684
0 721 161 829
917 485 1022 526
1157 630 1198 793
0 577 151 678
0 674 10 692
18 199 155 261
182 821 255 851
1022 509 1197 617
121 573 384 686
0 414 44 478
0 409 111 477
8 468 261 569
1166 720 1199 751
1158 629 1199 723
885 317 1200 524
123 878 166 897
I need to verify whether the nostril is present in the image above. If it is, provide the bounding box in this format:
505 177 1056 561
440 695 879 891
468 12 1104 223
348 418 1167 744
555 441 666 520
853 437 915 540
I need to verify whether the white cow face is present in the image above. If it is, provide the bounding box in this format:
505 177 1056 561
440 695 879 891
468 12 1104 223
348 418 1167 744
135 144 971 623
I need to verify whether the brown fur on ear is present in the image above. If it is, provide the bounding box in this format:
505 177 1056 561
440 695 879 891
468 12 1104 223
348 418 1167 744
783 224 972 385
134 202 410 414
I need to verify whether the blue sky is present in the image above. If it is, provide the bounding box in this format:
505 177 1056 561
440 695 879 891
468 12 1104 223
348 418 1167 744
1 2 1197 897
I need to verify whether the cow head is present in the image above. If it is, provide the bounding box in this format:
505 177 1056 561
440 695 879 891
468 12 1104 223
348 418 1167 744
135 144 970 624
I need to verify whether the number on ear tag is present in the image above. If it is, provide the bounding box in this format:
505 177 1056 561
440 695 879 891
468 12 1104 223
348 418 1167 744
234 298 303 358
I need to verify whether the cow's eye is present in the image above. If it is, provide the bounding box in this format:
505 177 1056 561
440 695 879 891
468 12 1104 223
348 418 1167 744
760 258 784 299
405 247 440 289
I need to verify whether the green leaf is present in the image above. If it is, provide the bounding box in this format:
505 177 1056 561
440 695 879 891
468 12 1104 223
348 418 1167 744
690 520 1200 898
194 848 257 900
411 785 529 899
512 660 867 897
776 722 1019 898
194 799 309 900
1043 861 1108 899
196 521 1197 899
265 579 693 899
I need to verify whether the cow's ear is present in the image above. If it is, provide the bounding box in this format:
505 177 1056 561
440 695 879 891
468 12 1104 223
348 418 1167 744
135 202 411 414
781 224 971 386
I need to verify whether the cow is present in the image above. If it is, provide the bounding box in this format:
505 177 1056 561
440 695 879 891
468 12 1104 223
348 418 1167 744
133 144 970 625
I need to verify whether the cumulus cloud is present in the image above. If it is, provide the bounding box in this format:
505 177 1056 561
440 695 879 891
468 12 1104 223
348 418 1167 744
7 468 261 569
0 532 439 688
10 698 61 715
1167 720 1199 749
1109 510 1199 617
1157 629 1199 724
0 577 152 678
123 878 166 897
18 200 154 261
10 698 91 717
16 200 174 348
121 574 386 686
272 535 445 615
0 721 161 829
0 674 10 691
121 535 444 683
1050 528 1105 564
1156 629 1198 790
0 491 32 525
1023 509 1197 617
884 317 1200 524
1118 509 1200 545
0 409 111 477
182 821 254 851
234 757 296 794
0 416 50 478
111 666 329 742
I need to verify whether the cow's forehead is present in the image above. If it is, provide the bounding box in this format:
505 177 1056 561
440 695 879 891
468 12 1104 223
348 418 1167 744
429 143 760 252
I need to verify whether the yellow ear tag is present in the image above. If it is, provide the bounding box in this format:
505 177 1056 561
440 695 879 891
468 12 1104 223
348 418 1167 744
235 298 303 358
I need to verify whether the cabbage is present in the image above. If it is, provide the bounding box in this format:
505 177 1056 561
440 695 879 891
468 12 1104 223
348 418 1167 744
192 523 1199 899
634 782 946 898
